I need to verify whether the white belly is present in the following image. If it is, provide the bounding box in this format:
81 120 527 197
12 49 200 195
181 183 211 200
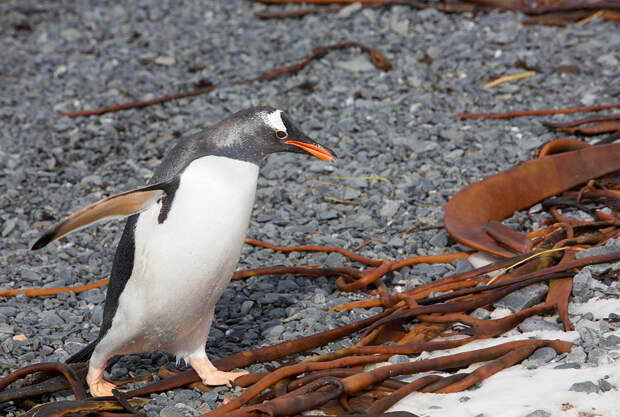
103 156 259 358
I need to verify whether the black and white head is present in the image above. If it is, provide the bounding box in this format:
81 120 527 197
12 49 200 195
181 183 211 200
198 106 336 164
30 107 335 251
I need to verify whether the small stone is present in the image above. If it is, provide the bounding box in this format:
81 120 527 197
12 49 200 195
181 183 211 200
318 210 338 220
343 188 360 200
581 91 598 106
470 308 490 320
159 406 186 417
490 307 512 320
54 65 67 78
519 317 561 332
572 268 592 300
240 300 254 315
576 319 599 346
202 389 220 405
13 334 27 342
576 245 620 259
529 203 543 214
335 55 375 72
391 20 409 36
598 378 615 392
597 53 618 66
554 362 581 369
336 2 362 18
429 230 448 248
525 411 551 417
39 311 65 327
389 354 410 364
566 346 586 363
523 347 556 369
0 323 14 335
110 366 128 378
60 28 81 41
569 381 599 393
20 269 41 282
587 347 611 366
264 325 285 340
2 218 17 237
387 236 404 247
174 389 196 402
581 312 594 321
493 283 548 313
440 129 465 141
155 56 176 66
426 46 441 59
380 200 401 217
312 292 326 304
602 334 620 348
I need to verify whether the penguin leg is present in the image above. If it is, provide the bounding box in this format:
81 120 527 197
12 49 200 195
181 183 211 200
189 354 248 387
86 362 117 397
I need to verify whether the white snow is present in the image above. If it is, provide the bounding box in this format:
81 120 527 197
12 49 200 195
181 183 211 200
390 362 619 417
387 254 620 417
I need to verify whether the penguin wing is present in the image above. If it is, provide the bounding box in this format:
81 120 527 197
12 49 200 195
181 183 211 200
32 178 178 250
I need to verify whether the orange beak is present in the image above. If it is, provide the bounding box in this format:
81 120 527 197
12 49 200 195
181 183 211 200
285 141 336 162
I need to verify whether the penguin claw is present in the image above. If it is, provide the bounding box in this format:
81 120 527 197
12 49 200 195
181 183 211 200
89 379 116 397
190 357 248 387
86 363 117 397
202 370 248 387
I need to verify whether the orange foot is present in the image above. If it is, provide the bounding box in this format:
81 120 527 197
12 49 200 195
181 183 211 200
189 357 248 387
86 363 116 397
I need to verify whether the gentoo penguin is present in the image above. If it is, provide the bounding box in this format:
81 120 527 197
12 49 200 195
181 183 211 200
32 107 335 397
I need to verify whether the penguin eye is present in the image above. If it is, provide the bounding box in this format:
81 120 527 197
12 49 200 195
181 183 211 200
276 130 288 139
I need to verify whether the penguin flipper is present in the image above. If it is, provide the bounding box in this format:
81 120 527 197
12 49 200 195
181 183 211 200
32 179 177 250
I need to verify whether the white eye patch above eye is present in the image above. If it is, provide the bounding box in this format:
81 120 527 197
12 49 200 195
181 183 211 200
261 110 287 133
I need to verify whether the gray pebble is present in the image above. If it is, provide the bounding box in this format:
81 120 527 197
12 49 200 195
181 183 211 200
576 245 620 259
569 381 599 393
263 325 285 341
159 406 186 417
470 308 491 320
553 362 581 369
240 300 254 315
493 283 548 313
525 411 551 417
335 55 375 72
389 354 411 364
572 268 593 300
598 378 615 392
523 347 557 369
380 200 401 217
518 317 561 333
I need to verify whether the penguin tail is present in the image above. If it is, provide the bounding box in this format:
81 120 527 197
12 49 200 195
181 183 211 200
66 340 98 364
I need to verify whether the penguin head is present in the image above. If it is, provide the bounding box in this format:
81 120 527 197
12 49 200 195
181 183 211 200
211 107 336 163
